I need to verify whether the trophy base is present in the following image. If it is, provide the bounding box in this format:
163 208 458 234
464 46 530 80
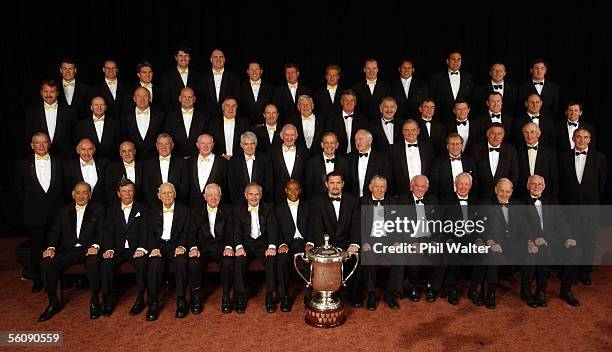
305 304 346 328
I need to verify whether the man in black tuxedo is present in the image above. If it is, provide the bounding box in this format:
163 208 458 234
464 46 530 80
104 141 144 205
346 129 391 198
305 132 348 200
428 51 474 123
273 63 311 124
38 182 104 321
64 138 108 205
556 100 596 154
475 92 515 142
325 89 368 155
390 119 434 196
240 62 275 126
559 128 607 285
352 58 389 121
521 175 582 307
276 180 312 312
445 99 483 154
390 59 429 119
512 93 556 149
58 58 91 119
517 59 560 118
15 132 65 293
469 123 519 198
188 183 235 314
367 97 404 153
187 134 228 207
208 97 250 159
361 175 402 310
94 59 131 119
516 122 559 198
134 61 162 109
253 103 283 153
287 95 324 155
142 133 189 208
270 124 308 202
228 131 273 204
100 179 148 317
73 96 122 160
233 183 278 313
146 183 190 321
416 98 447 156
164 87 208 158
160 45 204 112
25 80 76 159
202 49 241 117
430 133 478 200
313 64 343 119
472 62 517 117
121 87 166 160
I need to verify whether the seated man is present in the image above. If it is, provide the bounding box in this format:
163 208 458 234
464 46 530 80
39 181 104 321
233 183 278 313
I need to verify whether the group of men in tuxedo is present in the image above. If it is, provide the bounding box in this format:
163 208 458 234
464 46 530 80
17 48 607 322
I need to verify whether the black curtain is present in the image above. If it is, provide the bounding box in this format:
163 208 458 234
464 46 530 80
1 1 610 235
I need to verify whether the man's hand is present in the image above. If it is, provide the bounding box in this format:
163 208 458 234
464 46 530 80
175 247 185 256
43 248 55 259
305 243 314 252
278 244 289 254
347 244 359 254
222 154 231 161
534 237 548 246
151 249 161 257
133 250 145 258
189 248 200 258
87 247 99 256
490 244 503 253
528 241 539 254
236 248 246 257
265 248 277 257
223 248 234 257
103 250 114 259
565 239 577 248
362 243 371 252
474 239 485 247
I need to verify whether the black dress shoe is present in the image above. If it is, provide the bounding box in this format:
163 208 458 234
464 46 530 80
580 276 592 286
32 281 43 293
90 303 102 320
533 291 547 308
221 295 234 314
102 300 113 317
447 289 459 305
280 296 292 312
190 296 203 315
425 288 438 303
485 293 496 309
303 295 311 309
351 298 363 309
129 297 145 316
265 293 276 313
38 304 62 322
383 294 399 310
406 286 420 302
176 298 188 318
235 297 246 314
467 290 484 306
146 301 159 321
366 293 377 311
559 291 580 307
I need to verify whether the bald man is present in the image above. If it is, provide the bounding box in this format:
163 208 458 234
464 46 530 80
73 96 122 159
202 49 241 116
104 141 144 205
64 138 109 204
164 87 209 158
120 86 166 160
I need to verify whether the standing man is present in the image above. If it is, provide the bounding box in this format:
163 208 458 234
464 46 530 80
94 59 130 118
227 132 274 204
164 87 208 158
516 122 559 198
135 61 161 109
187 134 228 207
202 49 241 117
208 97 250 159
428 51 474 122
304 132 348 200
64 138 108 205
367 97 404 153
121 87 166 160
104 141 144 205
346 129 391 198
288 95 324 155
273 63 311 124
270 124 308 203
352 58 389 120
517 59 560 118
555 100 596 154
472 62 517 116
313 64 344 119
430 133 478 200
253 103 283 153
160 45 203 112
58 58 91 119
73 96 122 160
325 89 368 155
240 61 275 126
390 58 429 119
416 98 447 156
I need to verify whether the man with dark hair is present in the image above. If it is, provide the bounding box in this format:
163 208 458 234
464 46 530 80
94 59 131 118
273 63 311 124
202 49 241 117
160 45 203 112
240 61 275 126
313 64 344 118
352 58 390 120
390 58 429 119
135 61 161 108
517 59 560 118
58 58 92 119
428 51 474 122
73 96 122 160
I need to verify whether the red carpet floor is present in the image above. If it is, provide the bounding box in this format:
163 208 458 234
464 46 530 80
1 237 611 352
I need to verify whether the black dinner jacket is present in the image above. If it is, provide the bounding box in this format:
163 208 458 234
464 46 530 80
416 118 447 157
367 117 405 153
272 83 312 124
555 119 596 154
58 80 92 119
304 153 348 200
207 115 250 157
14 154 65 226
389 141 434 196
24 103 77 159
269 144 309 202
478 196 527 251
325 111 369 155
73 117 122 160
120 106 166 160
163 108 209 158
428 70 474 122
559 148 608 205
160 68 204 112
390 76 429 119
516 143 559 198
142 155 189 207
313 85 344 119
430 154 478 200
233 202 278 248
445 118 485 154
187 154 228 207
287 114 325 155
240 80 275 126
474 111 515 143
129 83 163 110
47 202 105 251
227 152 274 205
517 80 560 118
512 113 557 149
64 158 109 205
189 203 234 249
275 199 312 246
310 193 360 248
202 69 241 116
253 124 283 153
472 81 517 116
94 80 131 118
104 160 144 205
148 203 190 250
103 201 148 252
346 149 391 198
351 80 390 121
468 142 519 198
520 194 572 244
360 195 403 244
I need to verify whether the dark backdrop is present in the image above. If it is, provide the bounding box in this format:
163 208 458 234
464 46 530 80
1 1 610 235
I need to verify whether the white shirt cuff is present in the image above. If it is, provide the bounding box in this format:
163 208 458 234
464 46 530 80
136 247 148 254
268 244 276 250
235 245 244 250
349 243 360 249
190 246 198 251
224 246 233 250
91 244 100 249
306 242 314 247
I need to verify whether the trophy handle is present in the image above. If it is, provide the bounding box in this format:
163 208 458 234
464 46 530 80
342 252 360 286
293 252 312 287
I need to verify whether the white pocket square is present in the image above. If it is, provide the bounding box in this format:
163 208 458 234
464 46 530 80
390 210 397 214
135 212 141 217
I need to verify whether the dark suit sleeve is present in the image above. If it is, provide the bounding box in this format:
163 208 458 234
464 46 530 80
224 208 234 249
598 153 608 195
309 203 324 246
177 207 190 249
14 160 25 206
102 209 114 252
47 208 63 249
349 200 361 246
232 207 243 248
93 206 105 248
266 207 279 246
188 208 199 250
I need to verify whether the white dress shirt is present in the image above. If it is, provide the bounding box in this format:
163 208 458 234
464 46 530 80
492 81 504 96
381 118 395 144
250 80 261 102
140 82 153 101
289 83 297 102
288 200 303 239
401 76 412 98
208 206 217 238
223 117 235 156
178 67 188 87
44 103 58 142
422 118 432 137
342 111 353 153
367 79 377 95
489 110 502 124
331 195 341 220
266 124 276 144
245 154 255 181
122 203 132 248
124 161 136 183
35 154 51 192
282 145 296 177
533 79 544 95
182 108 193 138
63 79 75 105
527 112 540 126
567 120 578 149
324 153 335 175
161 203 175 241
527 143 539 176
213 69 223 102
301 115 316 148
357 149 371 197
448 71 460 99
575 148 588 184
327 85 337 103
197 154 214 192
405 141 422 180
413 195 430 238
450 155 463 190
159 155 171 183
456 120 469 151
75 204 86 245
250 206 261 239
106 79 117 100
93 116 104 142
135 107 151 140
80 159 98 190
488 143 500 177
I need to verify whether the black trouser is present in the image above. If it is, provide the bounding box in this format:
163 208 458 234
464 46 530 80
28 225 49 283
277 239 306 296
101 249 147 297
147 243 188 300
41 247 100 303
429 250 458 292
362 249 404 294
188 244 234 297
235 243 276 295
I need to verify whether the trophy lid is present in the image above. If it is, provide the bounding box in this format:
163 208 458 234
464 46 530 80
309 234 346 262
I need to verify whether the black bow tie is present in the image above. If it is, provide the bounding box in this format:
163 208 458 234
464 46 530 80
458 197 469 203
491 114 501 119
344 114 354 119
450 71 459 75
373 199 384 206
568 121 578 127
493 84 503 89
326 158 335 163
329 196 341 202
530 197 541 204
415 199 423 204
489 147 500 152
527 145 538 150
498 202 508 208
406 143 418 148
423 119 431 124
384 119 394 125
450 156 462 161
575 151 587 156
533 82 544 86
456 120 467 126
359 152 368 158
530 116 540 121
